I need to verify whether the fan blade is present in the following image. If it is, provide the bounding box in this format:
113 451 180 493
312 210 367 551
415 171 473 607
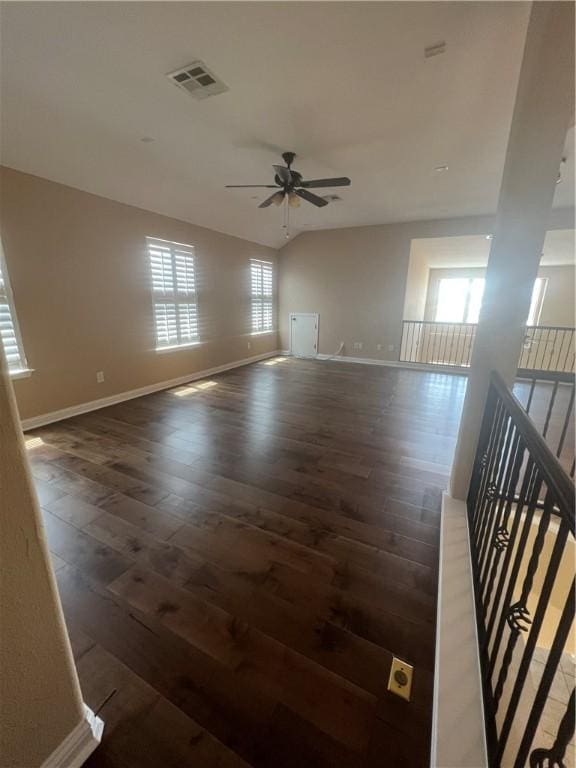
296 189 329 207
299 177 351 189
226 184 280 188
273 165 292 185
259 190 285 208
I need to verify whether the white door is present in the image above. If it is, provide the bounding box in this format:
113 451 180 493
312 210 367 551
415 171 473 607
290 313 318 357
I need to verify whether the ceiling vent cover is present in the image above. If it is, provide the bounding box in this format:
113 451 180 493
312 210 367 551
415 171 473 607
167 60 229 100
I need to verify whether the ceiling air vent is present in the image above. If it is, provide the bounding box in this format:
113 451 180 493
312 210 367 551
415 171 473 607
167 60 229 100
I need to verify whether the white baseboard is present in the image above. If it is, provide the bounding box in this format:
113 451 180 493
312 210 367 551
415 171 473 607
41 705 103 768
314 353 470 375
22 351 279 431
431 493 487 768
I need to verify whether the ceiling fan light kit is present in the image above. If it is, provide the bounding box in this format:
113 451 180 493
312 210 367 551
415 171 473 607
225 151 351 236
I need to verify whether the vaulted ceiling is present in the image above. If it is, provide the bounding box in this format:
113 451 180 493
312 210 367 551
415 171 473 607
1 2 572 248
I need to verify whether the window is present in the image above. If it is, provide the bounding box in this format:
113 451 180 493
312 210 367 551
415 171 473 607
435 278 485 323
434 275 547 326
527 277 547 326
250 259 273 333
0 242 28 374
147 237 199 350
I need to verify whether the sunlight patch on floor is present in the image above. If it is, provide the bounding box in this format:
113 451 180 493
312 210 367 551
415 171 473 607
24 436 44 450
263 357 290 366
173 380 218 397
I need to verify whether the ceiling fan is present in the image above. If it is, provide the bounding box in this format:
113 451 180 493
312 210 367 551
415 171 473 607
225 152 351 208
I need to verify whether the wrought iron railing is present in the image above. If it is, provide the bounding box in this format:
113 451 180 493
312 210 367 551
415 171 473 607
399 322 575 374
513 371 575 480
468 371 575 768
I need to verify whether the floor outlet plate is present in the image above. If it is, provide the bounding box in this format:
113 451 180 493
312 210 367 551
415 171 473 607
387 657 414 701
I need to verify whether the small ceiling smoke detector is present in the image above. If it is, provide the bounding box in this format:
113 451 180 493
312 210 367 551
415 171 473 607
323 194 342 202
434 165 449 173
140 136 155 143
167 60 229 100
425 41 446 58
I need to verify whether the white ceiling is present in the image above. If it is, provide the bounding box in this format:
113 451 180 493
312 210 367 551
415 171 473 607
1 1 572 248
411 229 576 268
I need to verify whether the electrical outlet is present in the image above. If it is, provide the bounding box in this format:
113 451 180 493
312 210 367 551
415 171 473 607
376 344 382 352
96 371 105 383
388 344 395 352
247 341 251 350
353 342 363 351
387 657 414 702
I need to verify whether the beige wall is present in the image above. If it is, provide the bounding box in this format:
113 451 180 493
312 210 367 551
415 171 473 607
278 215 496 360
538 265 575 326
279 211 574 362
423 265 575 326
0 167 278 421
0 345 85 766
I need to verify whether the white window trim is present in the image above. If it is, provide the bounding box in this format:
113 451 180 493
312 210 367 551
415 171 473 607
0 241 31 377
250 258 274 335
147 236 200 351
527 277 548 326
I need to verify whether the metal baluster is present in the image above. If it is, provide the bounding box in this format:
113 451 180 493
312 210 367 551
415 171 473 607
487 466 543 679
472 399 506 540
480 422 524 607
474 403 509 548
561 329 573 373
439 323 447 364
542 380 559 438
425 322 432 364
530 689 575 768
467 382 498 522
492 491 552 712
484 454 535 648
551 327 559 371
525 376 537 414
496 497 569 762
477 416 515 585
514 582 575 768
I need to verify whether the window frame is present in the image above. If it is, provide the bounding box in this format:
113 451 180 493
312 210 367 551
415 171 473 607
434 276 486 324
250 258 274 335
147 237 200 352
527 277 548 326
0 241 30 377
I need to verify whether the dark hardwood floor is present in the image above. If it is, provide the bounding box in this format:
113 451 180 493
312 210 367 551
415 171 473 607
27 357 467 768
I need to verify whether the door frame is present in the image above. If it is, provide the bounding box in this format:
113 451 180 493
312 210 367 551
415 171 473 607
289 313 319 357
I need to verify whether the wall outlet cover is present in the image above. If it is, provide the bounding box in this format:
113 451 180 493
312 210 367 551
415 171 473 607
96 371 105 383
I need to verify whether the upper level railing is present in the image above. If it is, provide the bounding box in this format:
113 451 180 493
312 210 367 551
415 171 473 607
399 322 575 375
467 371 575 767
399 322 576 474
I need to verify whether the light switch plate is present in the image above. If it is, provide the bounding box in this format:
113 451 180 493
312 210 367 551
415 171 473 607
387 657 413 701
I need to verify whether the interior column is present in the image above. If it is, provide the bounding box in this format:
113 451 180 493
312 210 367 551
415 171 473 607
0 344 90 765
450 0 575 500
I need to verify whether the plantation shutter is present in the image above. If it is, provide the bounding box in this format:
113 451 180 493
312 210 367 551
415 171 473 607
0 251 26 373
250 259 273 333
147 238 199 348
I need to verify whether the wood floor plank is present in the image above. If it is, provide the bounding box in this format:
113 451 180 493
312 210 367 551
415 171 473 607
29 358 468 767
